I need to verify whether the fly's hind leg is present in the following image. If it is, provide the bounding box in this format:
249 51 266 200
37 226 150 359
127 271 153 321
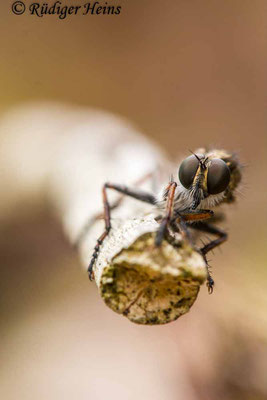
88 183 156 281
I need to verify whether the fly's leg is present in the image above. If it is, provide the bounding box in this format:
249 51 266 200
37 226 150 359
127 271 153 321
190 221 228 293
155 181 202 248
88 183 156 281
168 209 214 249
88 184 111 281
175 209 214 247
155 181 177 246
191 222 228 255
172 209 216 293
155 193 214 248
176 209 214 223
74 198 121 249
75 172 154 248
201 252 214 294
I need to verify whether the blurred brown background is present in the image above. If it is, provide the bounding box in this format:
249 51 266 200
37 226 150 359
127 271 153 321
0 1 266 399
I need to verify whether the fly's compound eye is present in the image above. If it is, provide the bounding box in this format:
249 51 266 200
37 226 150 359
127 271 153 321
207 159 230 194
179 154 200 189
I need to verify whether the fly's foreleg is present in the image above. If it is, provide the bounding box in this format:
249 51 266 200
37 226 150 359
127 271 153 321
155 181 177 246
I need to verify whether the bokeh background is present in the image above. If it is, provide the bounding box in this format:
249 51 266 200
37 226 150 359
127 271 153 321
0 1 266 399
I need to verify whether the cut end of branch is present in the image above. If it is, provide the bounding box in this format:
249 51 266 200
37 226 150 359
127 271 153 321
99 231 207 325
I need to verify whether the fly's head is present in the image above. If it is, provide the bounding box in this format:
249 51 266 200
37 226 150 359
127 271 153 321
178 148 242 210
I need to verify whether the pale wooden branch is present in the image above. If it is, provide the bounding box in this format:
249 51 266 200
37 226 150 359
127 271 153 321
0 102 207 324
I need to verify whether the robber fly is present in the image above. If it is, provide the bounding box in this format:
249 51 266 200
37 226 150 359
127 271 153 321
87 148 242 293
